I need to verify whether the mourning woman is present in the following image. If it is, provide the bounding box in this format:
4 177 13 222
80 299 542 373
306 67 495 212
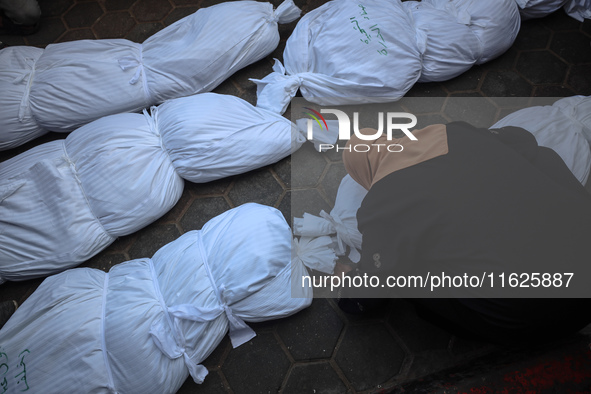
341 122 591 345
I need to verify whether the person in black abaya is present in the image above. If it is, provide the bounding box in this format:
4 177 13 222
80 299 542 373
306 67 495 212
340 122 591 345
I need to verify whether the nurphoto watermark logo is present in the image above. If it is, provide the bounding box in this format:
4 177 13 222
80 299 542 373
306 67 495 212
303 108 418 153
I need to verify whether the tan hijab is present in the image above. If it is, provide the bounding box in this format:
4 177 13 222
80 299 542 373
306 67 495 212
343 125 449 190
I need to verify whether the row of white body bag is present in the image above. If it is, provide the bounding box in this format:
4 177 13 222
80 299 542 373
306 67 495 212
2 0 590 149
0 97 588 394
0 0 301 149
293 96 591 275
0 203 319 394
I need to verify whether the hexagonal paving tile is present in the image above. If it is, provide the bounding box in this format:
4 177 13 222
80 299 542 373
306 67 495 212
227 167 284 207
404 82 446 99
187 178 231 196
541 8 583 31
402 95 447 115
93 12 136 39
550 30 591 65
513 20 551 50
290 189 332 223
222 332 291 393
567 64 591 94
533 85 576 97
58 28 95 42
163 6 199 27
126 22 164 43
582 19 591 36
273 156 291 188
405 350 456 381
282 362 349 394
277 299 344 361
415 114 449 130
131 0 173 22
516 50 569 85
440 66 483 93
81 252 127 272
203 336 231 369
291 143 328 189
335 323 405 391
276 191 291 224
26 17 66 46
444 94 498 128
387 299 451 353
478 47 518 71
481 70 533 100
180 196 231 232
177 370 228 394
128 223 181 259
64 2 104 29
104 0 137 11
321 164 348 205
39 0 74 17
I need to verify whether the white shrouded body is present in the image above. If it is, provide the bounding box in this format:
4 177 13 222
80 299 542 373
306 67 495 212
0 0 300 148
253 0 521 114
0 204 313 394
492 96 591 185
0 93 301 282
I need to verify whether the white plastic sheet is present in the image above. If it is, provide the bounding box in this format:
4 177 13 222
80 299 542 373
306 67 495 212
0 0 300 148
491 96 591 185
0 93 328 282
0 204 314 394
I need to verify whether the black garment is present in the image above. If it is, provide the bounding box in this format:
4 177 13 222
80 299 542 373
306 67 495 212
352 121 591 343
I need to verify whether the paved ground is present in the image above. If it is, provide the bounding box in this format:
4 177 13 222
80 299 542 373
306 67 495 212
1 0 591 393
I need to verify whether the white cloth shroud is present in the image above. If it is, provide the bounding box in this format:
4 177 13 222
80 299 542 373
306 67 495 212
513 0 591 20
0 204 314 394
0 46 44 150
252 0 520 114
0 0 301 149
491 95 591 185
293 174 368 273
0 93 336 282
563 0 591 21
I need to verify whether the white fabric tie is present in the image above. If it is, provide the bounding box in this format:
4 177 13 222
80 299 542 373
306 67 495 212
118 44 151 104
148 233 256 384
13 57 36 122
292 236 337 274
294 211 361 263
266 0 301 23
250 59 304 114
319 210 361 262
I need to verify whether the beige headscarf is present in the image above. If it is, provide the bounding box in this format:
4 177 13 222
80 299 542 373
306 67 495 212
343 125 449 190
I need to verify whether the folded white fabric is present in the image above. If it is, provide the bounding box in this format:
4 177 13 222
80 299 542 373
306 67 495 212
293 175 367 273
563 0 591 21
514 0 569 19
0 46 44 150
421 0 520 65
403 1 482 83
253 0 520 114
0 204 314 394
0 0 300 149
0 93 324 282
491 96 591 185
